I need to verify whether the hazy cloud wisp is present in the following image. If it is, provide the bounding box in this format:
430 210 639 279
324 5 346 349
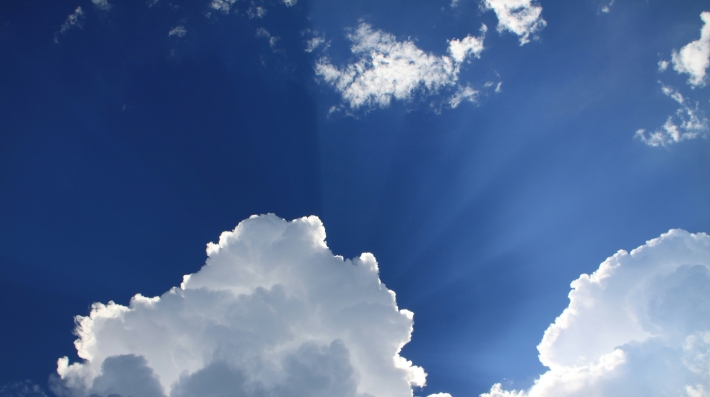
635 84 708 146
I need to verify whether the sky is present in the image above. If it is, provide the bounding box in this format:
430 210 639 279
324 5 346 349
0 0 709 396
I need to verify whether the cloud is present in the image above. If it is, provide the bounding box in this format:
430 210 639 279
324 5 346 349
315 23 486 110
51 215 448 397
54 7 84 43
283 0 297 6
635 84 708 146
306 36 327 53
210 0 237 14
0 381 48 397
247 6 267 19
672 12 710 88
599 0 615 14
168 25 187 38
91 0 111 12
481 0 546 45
481 229 710 397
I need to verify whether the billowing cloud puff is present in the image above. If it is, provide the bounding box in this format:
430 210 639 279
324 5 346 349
672 12 710 88
315 23 486 110
54 7 85 44
635 84 708 146
482 229 710 397
481 0 546 45
51 215 443 397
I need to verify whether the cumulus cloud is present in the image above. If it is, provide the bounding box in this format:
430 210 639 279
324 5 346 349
315 23 486 110
672 12 710 88
51 215 447 397
168 25 187 38
91 0 111 12
481 0 546 45
635 84 708 146
482 229 710 397
54 7 84 43
283 0 297 6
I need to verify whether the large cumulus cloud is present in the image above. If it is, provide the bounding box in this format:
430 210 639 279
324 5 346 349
482 229 710 397
52 215 439 397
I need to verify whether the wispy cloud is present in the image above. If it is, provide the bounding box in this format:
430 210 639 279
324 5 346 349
54 7 85 43
247 5 267 19
316 23 486 110
481 0 546 45
671 12 710 88
168 25 187 38
91 0 112 12
635 83 708 147
482 230 710 397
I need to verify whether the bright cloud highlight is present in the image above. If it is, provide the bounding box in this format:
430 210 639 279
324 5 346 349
481 0 546 45
51 215 445 397
316 23 486 110
482 229 710 397
672 12 710 88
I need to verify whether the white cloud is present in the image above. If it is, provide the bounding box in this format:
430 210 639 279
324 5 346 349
91 0 111 12
599 0 614 14
51 215 449 397
659 59 670 72
247 6 267 19
482 229 710 397
210 0 237 14
283 0 297 6
315 23 486 110
306 36 327 53
481 0 546 45
635 84 708 146
672 12 710 88
168 25 187 38
55 7 84 42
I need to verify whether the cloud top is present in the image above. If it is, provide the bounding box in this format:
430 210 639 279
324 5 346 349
482 229 710 397
316 23 486 110
52 215 438 397
672 12 710 88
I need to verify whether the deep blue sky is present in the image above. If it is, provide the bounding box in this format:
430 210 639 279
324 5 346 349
1 0 709 395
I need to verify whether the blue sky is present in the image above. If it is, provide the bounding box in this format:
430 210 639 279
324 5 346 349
1 0 709 396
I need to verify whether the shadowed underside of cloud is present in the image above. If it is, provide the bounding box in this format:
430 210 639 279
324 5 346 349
481 0 546 45
482 229 710 397
315 23 487 111
51 215 447 397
